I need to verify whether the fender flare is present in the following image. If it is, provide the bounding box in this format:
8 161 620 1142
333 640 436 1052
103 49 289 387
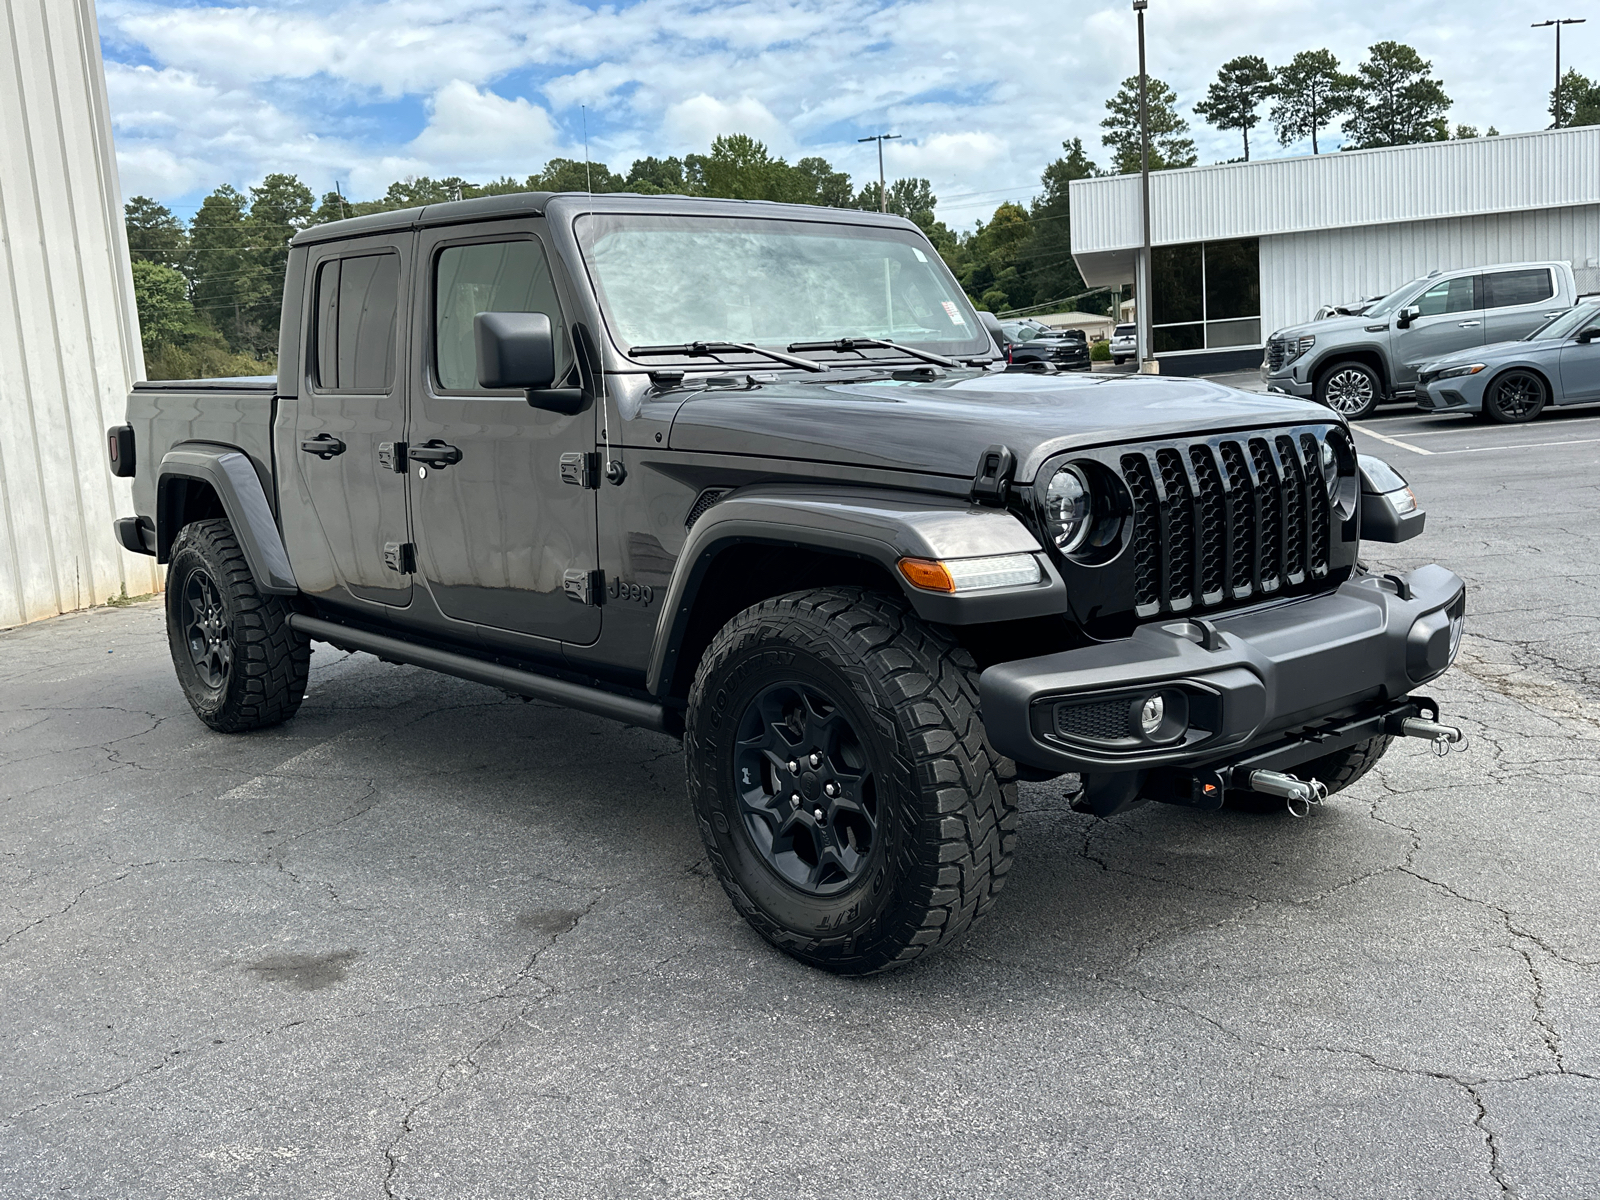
157 446 298 594
644 485 1064 696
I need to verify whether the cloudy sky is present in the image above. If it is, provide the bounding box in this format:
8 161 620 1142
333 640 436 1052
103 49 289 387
99 0 1585 228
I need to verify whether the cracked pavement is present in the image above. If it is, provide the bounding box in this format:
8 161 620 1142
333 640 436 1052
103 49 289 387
3 411 1600 1197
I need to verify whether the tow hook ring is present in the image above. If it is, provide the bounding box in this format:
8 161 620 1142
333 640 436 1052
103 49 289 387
1246 769 1327 819
1398 716 1468 757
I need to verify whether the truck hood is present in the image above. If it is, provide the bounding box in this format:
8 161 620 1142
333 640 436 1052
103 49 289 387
1271 313 1376 342
666 370 1330 482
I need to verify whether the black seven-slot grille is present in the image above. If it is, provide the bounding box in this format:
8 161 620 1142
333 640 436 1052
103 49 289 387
1117 430 1334 617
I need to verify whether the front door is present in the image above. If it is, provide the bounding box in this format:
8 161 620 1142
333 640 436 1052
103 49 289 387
407 221 601 646
1559 316 1600 403
291 234 412 608
1394 274 1484 386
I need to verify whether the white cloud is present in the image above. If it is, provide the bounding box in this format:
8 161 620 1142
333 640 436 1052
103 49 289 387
405 81 563 175
662 93 789 153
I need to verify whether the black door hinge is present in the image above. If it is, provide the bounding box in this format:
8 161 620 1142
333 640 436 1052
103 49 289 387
560 451 601 489
971 443 1015 506
563 568 604 606
377 441 408 473
383 542 416 574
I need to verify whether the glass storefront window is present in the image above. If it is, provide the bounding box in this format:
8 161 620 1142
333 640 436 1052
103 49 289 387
1149 238 1261 352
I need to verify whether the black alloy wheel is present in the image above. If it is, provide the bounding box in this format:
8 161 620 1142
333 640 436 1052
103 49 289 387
181 568 233 691
732 681 879 896
1483 369 1548 424
1316 361 1382 420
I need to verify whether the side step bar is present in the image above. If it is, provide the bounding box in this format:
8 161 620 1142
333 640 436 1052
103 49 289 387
288 613 671 734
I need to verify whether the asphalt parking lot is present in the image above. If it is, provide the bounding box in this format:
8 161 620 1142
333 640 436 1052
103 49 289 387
4 404 1600 1199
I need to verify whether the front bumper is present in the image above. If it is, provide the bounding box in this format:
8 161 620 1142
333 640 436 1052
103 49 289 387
1415 378 1481 412
1261 363 1315 397
980 564 1466 779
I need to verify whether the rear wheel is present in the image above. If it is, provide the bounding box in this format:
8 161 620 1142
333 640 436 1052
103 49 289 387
1316 361 1382 420
686 587 1018 974
1482 369 1548 424
166 519 309 732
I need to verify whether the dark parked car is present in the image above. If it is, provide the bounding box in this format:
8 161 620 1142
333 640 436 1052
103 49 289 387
992 319 1092 370
110 192 1467 975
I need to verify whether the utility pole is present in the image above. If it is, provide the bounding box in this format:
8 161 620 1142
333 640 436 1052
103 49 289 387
858 133 901 212
1533 18 1587 126
1134 0 1155 373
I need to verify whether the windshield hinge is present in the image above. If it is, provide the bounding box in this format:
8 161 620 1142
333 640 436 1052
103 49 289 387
560 451 601 489
971 444 1015 507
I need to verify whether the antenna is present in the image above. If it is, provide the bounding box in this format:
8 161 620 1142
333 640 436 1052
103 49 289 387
583 105 592 194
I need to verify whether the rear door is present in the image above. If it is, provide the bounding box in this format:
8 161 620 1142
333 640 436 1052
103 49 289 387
406 220 601 646
290 234 412 608
1394 274 1483 385
1483 267 1567 344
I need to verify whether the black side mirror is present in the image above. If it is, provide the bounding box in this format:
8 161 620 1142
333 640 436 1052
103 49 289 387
1396 305 1420 330
1577 327 1600 344
474 312 585 414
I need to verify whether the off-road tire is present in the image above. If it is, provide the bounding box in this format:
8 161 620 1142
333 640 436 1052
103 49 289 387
685 587 1018 974
166 519 309 732
1315 360 1383 420
1226 735 1393 813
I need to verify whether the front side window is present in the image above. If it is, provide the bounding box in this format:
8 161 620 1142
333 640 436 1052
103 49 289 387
1484 269 1555 310
314 253 400 391
575 214 989 356
435 239 569 392
1414 276 1476 317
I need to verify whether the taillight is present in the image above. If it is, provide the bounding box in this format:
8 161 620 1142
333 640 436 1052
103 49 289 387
107 425 135 477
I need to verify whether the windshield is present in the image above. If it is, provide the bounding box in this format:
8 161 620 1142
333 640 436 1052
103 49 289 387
1526 301 1600 341
1363 278 1429 320
575 214 991 358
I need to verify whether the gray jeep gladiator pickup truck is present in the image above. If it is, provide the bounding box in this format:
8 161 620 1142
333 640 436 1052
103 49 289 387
109 192 1467 974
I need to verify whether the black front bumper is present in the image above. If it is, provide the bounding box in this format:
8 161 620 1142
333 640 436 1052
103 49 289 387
980 564 1466 780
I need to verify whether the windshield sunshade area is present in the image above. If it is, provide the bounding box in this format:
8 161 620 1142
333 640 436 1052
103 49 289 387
575 214 992 359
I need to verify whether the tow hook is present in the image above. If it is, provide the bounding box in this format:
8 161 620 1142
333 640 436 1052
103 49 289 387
1246 769 1328 819
1397 716 1468 757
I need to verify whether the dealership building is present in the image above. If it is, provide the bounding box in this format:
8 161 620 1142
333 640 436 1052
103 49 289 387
1069 125 1600 375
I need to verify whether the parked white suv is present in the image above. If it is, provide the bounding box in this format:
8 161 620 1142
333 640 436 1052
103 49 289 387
1263 262 1579 419
1109 323 1137 365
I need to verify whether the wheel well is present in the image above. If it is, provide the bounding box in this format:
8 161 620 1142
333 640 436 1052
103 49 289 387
668 544 901 701
156 477 226 561
1314 350 1389 395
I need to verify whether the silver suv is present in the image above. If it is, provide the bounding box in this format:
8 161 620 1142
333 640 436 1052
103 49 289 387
1262 261 1578 418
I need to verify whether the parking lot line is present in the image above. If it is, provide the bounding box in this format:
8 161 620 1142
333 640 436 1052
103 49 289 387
1428 436 1600 456
1349 424 1433 455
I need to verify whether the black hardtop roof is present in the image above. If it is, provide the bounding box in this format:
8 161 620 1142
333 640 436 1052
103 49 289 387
290 191 918 247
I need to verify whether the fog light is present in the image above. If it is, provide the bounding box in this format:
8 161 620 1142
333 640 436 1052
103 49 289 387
1139 694 1165 735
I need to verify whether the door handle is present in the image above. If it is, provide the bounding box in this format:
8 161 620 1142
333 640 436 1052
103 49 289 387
408 440 462 469
1545 311 1567 318
1456 320 1481 328
300 434 346 460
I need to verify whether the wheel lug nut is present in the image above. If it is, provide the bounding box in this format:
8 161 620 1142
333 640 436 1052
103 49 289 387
824 782 838 797
786 760 799 774
809 753 821 768
813 808 825 822
790 793 800 809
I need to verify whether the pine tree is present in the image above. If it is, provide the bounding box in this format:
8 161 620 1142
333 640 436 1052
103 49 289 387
1101 76 1197 174
1269 50 1355 154
1343 41 1452 149
1195 55 1274 161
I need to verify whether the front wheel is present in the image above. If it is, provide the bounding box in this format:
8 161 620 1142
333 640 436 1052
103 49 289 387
1316 361 1383 420
1482 369 1548 424
685 588 1018 974
166 519 309 732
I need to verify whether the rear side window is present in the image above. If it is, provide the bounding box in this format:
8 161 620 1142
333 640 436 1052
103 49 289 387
313 254 400 392
1484 269 1555 309
1414 276 1476 317
434 239 569 393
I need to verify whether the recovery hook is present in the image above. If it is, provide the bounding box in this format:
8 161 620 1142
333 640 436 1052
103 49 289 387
1397 716 1468 757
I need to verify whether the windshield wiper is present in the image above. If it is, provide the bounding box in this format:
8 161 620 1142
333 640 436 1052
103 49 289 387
787 337 958 369
628 341 826 373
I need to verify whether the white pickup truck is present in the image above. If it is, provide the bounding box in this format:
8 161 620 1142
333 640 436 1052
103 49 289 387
1262 261 1579 418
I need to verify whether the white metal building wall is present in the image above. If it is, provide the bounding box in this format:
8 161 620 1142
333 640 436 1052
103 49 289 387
1259 204 1600 335
0 0 156 628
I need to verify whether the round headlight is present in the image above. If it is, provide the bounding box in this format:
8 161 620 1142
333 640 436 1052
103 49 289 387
1045 465 1093 553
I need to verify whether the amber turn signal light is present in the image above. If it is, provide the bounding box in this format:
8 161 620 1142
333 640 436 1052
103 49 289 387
897 557 956 593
